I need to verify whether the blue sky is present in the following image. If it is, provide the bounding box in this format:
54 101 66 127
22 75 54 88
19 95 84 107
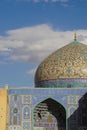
0 0 87 88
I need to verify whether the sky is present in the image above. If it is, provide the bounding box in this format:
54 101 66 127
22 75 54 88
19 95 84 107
0 0 87 88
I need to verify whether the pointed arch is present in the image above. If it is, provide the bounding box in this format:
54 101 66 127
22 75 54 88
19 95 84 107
33 98 66 130
33 96 66 110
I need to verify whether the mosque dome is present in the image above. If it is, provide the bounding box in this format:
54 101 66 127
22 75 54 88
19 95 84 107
35 35 87 88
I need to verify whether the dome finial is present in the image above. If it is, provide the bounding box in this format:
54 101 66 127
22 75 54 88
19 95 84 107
74 32 77 41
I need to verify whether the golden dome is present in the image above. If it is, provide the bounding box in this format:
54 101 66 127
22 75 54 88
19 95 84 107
35 40 87 87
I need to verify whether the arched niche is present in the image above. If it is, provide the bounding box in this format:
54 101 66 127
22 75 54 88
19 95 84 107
33 98 66 130
23 106 30 119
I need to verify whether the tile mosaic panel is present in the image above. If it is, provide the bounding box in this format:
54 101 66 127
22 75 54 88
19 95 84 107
9 94 32 130
9 95 22 125
22 122 30 130
8 125 21 130
22 95 31 104
8 88 87 95
8 88 87 130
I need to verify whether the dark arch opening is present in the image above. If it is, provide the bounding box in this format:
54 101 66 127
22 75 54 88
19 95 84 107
34 98 66 130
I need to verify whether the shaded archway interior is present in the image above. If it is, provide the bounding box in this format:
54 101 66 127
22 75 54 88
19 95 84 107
34 98 66 130
68 93 87 130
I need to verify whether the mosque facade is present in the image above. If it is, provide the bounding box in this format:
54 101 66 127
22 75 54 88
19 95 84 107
0 36 87 130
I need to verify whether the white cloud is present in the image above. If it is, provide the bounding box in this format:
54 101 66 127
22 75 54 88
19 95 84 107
26 68 37 75
0 24 87 64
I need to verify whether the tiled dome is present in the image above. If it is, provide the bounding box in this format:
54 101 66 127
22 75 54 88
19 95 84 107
35 39 87 88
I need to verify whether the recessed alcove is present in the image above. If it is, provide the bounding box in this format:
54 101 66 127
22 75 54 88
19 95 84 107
34 98 66 130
